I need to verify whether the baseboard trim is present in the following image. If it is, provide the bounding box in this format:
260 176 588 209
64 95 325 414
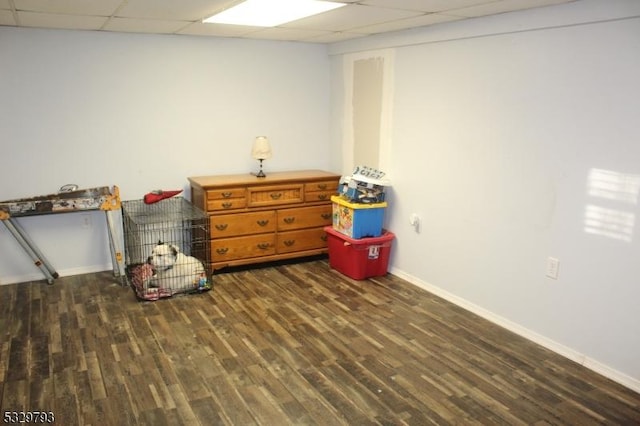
0 264 113 286
389 267 640 394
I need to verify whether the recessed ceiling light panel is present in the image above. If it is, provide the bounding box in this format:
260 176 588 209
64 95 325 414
203 0 346 27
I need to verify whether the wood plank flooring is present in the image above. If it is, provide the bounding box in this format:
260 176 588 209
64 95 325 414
0 259 638 425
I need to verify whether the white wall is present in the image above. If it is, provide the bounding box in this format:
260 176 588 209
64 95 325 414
0 27 333 283
331 0 640 391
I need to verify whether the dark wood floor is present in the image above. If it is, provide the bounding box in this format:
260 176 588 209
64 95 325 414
0 259 638 425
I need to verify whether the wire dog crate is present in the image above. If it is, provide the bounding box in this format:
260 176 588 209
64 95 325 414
122 197 211 301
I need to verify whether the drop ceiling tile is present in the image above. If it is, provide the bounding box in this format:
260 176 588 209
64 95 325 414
281 4 422 32
332 0 358 3
244 27 334 42
1 0 11 9
360 0 493 13
103 17 188 34
17 10 107 30
305 31 367 43
177 22 259 37
355 12 464 34
14 0 122 16
449 0 574 18
0 9 16 25
117 0 232 21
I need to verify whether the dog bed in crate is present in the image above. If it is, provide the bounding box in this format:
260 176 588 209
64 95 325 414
122 197 212 301
128 260 209 301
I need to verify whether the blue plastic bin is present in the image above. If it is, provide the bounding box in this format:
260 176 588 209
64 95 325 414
331 195 386 238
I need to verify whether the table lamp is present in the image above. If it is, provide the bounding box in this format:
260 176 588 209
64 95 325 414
251 136 272 178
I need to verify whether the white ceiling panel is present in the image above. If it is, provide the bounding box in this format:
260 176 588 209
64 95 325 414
177 22 259 38
354 13 464 35
448 0 575 18
305 31 368 44
116 0 232 21
243 27 335 42
14 0 122 16
17 11 107 30
1 0 579 43
103 17 189 34
281 4 422 32
360 0 493 13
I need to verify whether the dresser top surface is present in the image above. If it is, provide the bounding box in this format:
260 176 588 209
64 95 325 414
188 170 340 188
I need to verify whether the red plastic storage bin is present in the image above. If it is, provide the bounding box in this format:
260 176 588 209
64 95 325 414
324 226 394 280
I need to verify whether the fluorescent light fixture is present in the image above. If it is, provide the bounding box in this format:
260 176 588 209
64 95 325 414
203 0 346 27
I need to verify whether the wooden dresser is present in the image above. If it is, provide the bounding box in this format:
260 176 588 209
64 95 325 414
188 170 340 271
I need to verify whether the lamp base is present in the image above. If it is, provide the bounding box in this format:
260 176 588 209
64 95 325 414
251 159 267 178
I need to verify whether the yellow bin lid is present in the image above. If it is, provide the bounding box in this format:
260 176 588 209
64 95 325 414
331 195 387 209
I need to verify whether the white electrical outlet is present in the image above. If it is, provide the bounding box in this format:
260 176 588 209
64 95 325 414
546 257 559 279
81 214 92 229
409 213 420 233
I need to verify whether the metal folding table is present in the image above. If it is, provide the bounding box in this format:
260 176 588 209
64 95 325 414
0 186 126 284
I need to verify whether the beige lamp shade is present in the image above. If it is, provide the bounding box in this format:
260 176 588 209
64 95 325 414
251 136 272 160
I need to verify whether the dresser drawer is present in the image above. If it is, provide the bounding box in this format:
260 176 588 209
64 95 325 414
212 234 276 261
305 180 339 203
247 184 304 208
304 180 338 192
277 228 328 254
207 187 246 200
305 190 335 203
207 198 247 212
277 205 333 231
211 211 276 238
305 180 339 192
206 187 246 212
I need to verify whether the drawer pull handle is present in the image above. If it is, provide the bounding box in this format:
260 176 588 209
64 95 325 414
215 224 228 231
283 217 295 224
317 194 328 200
257 243 271 250
222 202 232 209
257 219 269 227
270 192 282 200
321 235 327 242
284 240 295 247
221 192 232 198
216 248 229 255
321 213 331 220
317 184 327 190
